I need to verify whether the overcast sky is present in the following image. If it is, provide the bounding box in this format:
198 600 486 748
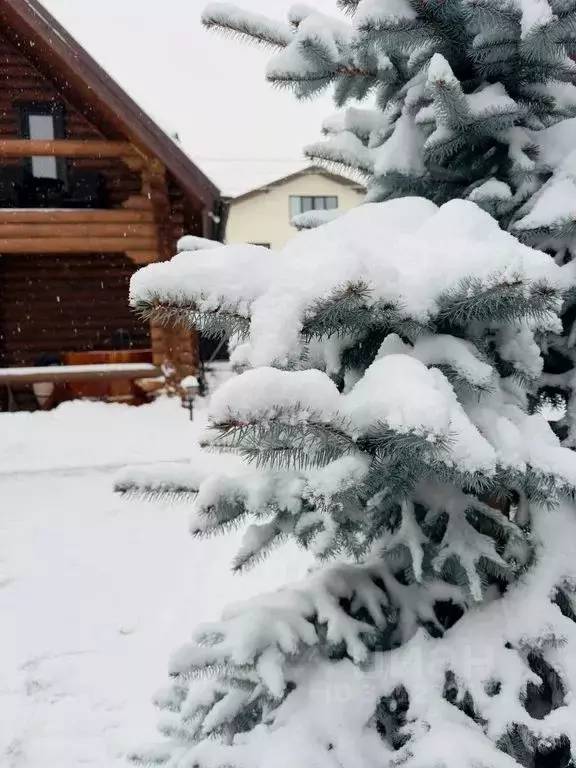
41 0 341 195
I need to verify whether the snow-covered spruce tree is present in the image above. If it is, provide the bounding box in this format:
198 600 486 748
202 0 576 436
123 197 576 767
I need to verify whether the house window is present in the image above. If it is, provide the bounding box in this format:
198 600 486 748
250 242 271 248
289 195 338 220
19 104 66 180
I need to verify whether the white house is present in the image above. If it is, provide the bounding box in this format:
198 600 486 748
225 166 366 250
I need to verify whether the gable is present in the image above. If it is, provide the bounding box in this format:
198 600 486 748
231 170 365 210
0 28 143 208
231 167 365 205
0 0 220 210
0 5 132 142
0 28 105 141
268 171 363 197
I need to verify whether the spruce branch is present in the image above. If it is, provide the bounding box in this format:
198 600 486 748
301 282 426 342
232 521 289 572
191 494 253 540
513 216 576 247
336 0 360 13
303 147 373 180
436 277 560 329
266 64 379 92
114 465 203 502
427 55 472 129
213 415 356 471
134 299 251 341
202 3 293 50
302 281 377 339
463 0 520 32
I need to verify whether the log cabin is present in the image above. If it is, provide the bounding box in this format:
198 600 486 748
0 0 224 410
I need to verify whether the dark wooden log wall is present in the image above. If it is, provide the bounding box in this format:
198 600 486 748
168 176 204 245
0 252 150 367
0 30 142 205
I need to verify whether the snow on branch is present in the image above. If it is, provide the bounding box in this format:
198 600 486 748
354 0 418 29
189 467 306 539
322 107 389 141
130 243 275 339
208 367 341 428
168 557 463 695
205 360 495 478
114 451 243 501
410 335 494 390
513 0 555 40
115 462 205 500
291 208 343 230
262 6 386 91
202 2 293 49
177 235 223 253
134 502 576 768
202 358 576 505
305 131 374 175
131 198 563 369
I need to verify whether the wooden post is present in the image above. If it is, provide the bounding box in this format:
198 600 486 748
201 208 212 239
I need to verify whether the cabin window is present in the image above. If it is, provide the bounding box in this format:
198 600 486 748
289 195 338 220
29 114 58 179
19 104 66 180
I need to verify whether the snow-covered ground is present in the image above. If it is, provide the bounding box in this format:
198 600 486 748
0 392 309 767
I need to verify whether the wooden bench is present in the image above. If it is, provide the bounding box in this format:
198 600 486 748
0 362 162 411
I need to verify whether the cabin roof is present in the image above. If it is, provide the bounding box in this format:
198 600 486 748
229 165 366 204
0 0 220 209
